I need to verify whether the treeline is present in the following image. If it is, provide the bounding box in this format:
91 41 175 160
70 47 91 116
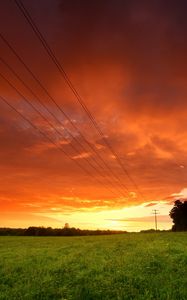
0 226 127 236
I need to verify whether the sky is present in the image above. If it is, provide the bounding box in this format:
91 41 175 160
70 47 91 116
0 0 187 231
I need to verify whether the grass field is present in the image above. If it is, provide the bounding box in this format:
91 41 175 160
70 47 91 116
0 233 187 300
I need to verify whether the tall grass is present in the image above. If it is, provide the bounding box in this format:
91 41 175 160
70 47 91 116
0 233 187 299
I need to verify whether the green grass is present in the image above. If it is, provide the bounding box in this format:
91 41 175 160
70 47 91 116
0 233 187 300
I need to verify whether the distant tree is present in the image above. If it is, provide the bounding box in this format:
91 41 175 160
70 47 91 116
169 199 187 231
64 223 70 229
0 226 127 236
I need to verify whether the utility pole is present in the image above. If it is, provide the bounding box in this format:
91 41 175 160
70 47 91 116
152 209 159 231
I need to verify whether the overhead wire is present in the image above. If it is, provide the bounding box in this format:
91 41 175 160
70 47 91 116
0 94 124 198
0 70 127 198
0 95 90 176
14 0 144 200
0 56 129 197
0 33 130 195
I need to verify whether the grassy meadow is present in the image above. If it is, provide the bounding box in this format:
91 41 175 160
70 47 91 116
0 233 187 300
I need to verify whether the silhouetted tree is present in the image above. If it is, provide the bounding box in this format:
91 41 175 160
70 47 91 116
169 199 187 231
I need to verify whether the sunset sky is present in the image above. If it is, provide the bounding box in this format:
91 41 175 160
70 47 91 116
0 0 187 231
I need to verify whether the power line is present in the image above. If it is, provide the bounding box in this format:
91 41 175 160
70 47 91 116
13 0 144 200
0 56 129 197
0 71 127 198
0 33 130 196
0 95 88 176
0 94 123 198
